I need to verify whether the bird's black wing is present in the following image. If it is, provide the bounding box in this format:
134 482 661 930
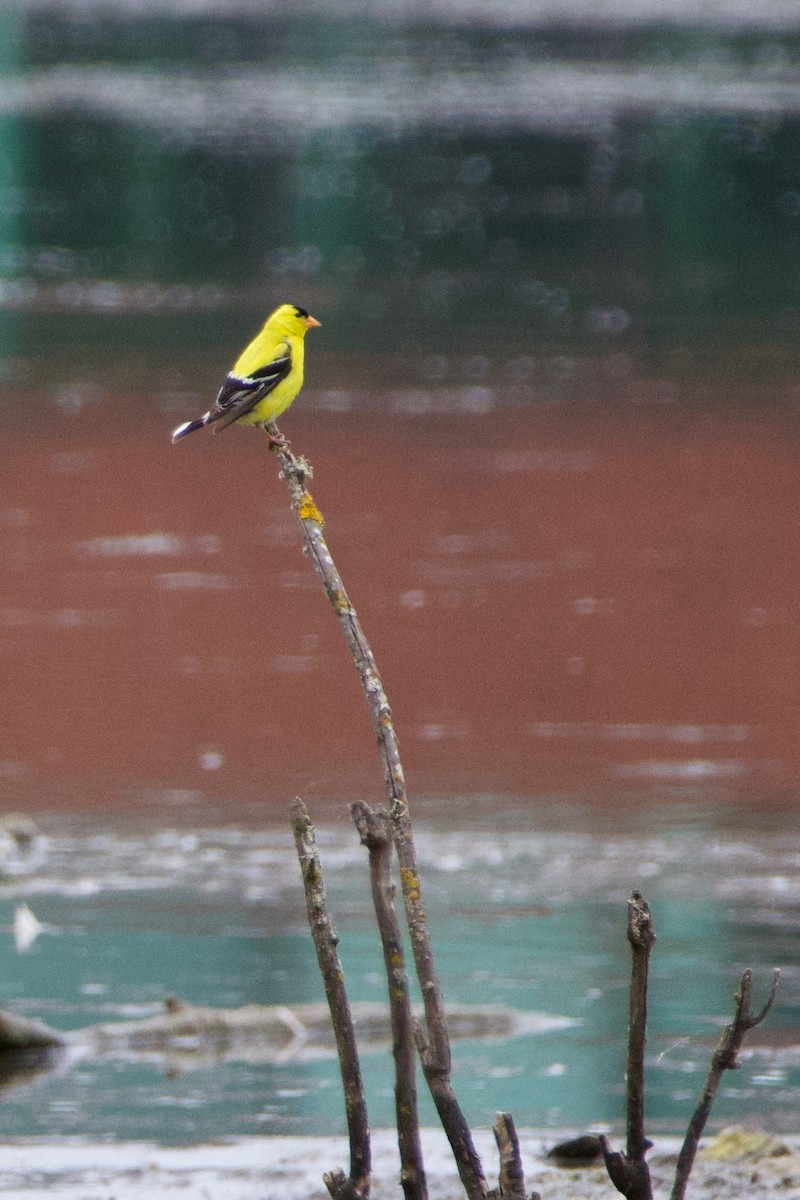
208 347 292 433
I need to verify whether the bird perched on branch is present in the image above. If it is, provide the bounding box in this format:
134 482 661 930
171 303 321 445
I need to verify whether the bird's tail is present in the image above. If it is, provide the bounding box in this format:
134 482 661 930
171 417 207 443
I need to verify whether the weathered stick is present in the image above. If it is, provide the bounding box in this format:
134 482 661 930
291 798 371 1200
489 1112 535 1200
670 967 780 1200
600 891 655 1200
351 801 427 1200
271 429 488 1200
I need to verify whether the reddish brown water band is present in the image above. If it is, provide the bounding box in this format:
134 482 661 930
1 399 799 813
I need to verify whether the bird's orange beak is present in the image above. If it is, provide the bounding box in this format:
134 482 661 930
305 314 321 329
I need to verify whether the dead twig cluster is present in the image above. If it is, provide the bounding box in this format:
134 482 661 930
266 425 781 1200
599 896 779 1200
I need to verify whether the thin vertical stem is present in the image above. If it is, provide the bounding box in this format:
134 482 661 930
291 798 370 1200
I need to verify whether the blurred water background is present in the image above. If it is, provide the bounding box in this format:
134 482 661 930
0 0 799 1145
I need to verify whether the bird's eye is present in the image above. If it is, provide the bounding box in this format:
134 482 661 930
293 306 309 319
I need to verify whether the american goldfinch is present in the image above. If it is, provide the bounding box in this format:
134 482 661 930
172 303 321 444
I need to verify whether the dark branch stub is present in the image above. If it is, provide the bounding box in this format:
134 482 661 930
490 1112 535 1200
324 1168 368 1200
600 891 655 1200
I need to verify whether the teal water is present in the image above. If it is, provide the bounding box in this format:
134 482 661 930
0 801 795 1143
1 7 800 390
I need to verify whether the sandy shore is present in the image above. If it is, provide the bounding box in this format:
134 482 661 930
0 1129 797 1199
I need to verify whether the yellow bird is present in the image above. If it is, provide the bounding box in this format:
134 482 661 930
171 303 321 444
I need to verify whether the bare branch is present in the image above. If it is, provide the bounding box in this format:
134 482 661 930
670 967 781 1200
291 798 371 1200
351 801 427 1200
268 431 450 1063
272 431 487 1200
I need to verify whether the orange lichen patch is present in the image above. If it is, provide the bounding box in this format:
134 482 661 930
297 491 325 525
400 866 421 903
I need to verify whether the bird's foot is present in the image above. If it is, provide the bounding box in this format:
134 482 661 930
262 425 289 450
